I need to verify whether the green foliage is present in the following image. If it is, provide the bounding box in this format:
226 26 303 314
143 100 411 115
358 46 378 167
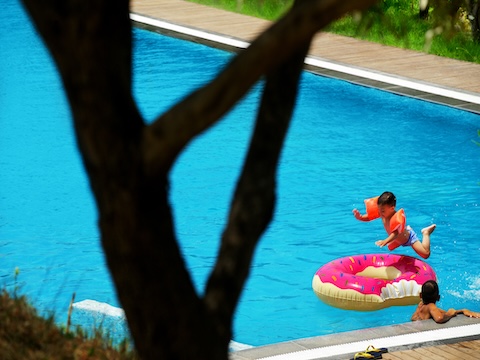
190 0 293 20
327 2 480 63
0 290 138 360
188 0 479 63
382 0 413 13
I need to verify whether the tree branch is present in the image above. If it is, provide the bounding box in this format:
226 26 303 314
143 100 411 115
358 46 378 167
142 0 378 176
21 0 143 178
202 36 312 339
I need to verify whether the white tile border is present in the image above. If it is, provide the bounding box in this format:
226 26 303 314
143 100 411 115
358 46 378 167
257 323 480 360
130 13 250 49
305 57 480 105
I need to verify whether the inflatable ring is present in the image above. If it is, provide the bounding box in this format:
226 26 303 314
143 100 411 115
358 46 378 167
312 254 437 311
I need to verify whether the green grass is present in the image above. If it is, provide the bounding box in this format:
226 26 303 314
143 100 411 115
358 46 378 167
188 0 480 63
192 0 292 20
326 7 480 63
0 290 138 359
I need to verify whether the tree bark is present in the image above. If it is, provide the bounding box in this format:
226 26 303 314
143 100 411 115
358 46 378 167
20 0 378 358
203 37 313 344
470 0 480 43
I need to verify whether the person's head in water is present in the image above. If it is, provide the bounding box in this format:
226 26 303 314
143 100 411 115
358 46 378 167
421 280 440 304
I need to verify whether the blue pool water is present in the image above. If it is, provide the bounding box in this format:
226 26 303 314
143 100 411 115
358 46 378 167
2 0 480 347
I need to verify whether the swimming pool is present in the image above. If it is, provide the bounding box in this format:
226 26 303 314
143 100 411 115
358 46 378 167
2 0 480 347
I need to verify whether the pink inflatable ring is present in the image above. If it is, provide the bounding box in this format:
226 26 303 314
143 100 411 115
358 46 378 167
312 254 437 311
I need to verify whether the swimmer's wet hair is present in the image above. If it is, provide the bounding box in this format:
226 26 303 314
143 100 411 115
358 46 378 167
422 280 440 304
377 191 396 206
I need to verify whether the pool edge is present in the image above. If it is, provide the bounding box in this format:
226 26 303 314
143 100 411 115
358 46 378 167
130 12 480 115
230 317 480 359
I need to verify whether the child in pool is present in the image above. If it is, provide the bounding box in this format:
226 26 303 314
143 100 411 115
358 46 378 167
411 280 480 323
352 191 436 259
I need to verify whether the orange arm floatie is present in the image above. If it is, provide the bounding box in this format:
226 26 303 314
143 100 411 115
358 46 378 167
364 196 380 220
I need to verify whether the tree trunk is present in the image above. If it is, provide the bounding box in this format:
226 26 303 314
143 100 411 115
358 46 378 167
419 0 429 19
470 0 480 43
20 0 378 358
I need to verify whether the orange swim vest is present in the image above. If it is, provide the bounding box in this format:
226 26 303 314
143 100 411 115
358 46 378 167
364 196 407 243
387 209 406 250
390 209 406 234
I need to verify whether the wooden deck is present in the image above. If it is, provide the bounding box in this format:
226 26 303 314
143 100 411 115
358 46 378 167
128 1 480 358
382 340 480 360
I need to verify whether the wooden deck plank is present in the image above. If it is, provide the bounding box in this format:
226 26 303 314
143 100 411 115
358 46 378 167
460 340 480 350
426 346 460 359
435 344 480 360
380 340 480 360
447 342 480 355
419 348 451 359
381 352 405 360
384 349 425 360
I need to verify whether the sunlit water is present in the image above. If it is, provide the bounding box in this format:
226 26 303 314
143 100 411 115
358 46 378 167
2 0 480 347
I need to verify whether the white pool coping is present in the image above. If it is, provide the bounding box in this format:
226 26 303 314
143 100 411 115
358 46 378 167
130 13 480 107
130 13 250 49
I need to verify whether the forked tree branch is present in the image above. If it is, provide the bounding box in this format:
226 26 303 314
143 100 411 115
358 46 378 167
143 0 378 176
202 38 313 339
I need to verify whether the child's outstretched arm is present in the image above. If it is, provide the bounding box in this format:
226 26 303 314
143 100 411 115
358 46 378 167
352 209 369 221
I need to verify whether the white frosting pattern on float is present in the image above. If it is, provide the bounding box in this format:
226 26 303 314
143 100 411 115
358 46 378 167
380 279 422 301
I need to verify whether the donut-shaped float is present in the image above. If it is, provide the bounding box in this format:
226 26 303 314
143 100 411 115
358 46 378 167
312 254 436 311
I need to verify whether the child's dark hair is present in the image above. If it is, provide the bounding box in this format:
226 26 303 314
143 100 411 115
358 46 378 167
377 191 396 206
421 280 440 304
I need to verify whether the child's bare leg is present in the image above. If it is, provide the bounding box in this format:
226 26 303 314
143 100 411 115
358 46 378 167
412 224 436 259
